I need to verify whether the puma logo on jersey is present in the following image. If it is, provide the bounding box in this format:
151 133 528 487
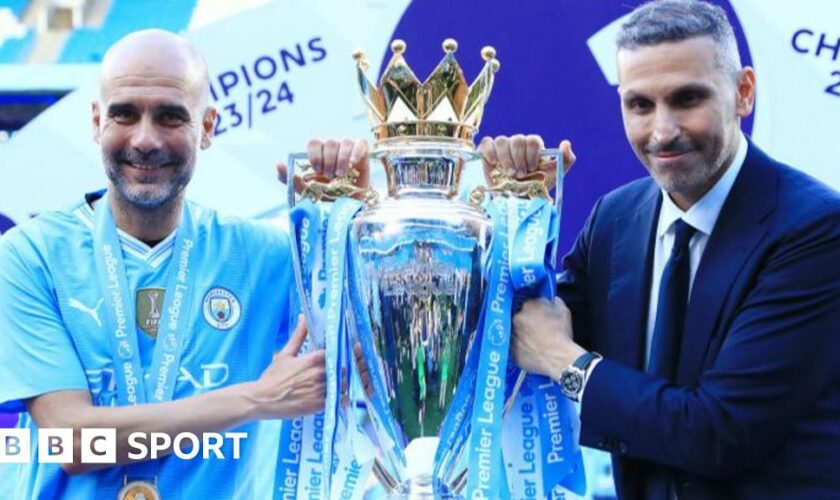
68 297 104 327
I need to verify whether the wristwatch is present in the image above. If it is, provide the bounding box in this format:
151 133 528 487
558 351 602 402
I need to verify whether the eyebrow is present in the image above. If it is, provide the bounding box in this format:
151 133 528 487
622 83 713 104
157 104 191 118
668 83 713 97
106 102 137 116
106 102 192 119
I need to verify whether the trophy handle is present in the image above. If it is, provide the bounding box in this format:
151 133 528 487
286 152 309 210
469 148 564 206
285 152 378 206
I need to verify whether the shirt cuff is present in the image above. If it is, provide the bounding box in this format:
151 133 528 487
578 356 603 402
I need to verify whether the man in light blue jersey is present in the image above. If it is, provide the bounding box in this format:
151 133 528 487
0 30 365 499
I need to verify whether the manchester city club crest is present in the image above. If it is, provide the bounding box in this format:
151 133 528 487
202 287 241 330
136 288 165 338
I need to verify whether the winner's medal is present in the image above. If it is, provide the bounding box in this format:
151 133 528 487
117 478 161 500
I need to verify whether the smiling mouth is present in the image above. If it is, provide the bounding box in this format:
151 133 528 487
124 162 169 171
652 150 694 161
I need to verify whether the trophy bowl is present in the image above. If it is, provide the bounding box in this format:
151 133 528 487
348 140 492 498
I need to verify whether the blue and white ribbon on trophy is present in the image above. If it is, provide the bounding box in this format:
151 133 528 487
498 159 586 499
463 195 515 498
276 198 327 500
434 152 587 498
277 156 374 500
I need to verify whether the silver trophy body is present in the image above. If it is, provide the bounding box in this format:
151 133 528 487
285 38 552 498
350 142 491 497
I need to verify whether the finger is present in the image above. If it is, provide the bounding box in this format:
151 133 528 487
479 136 498 183
305 349 327 367
277 163 306 195
306 139 324 174
336 138 354 177
510 134 528 177
560 140 576 174
353 342 365 364
350 140 369 187
519 298 542 314
280 315 308 355
479 136 498 167
277 162 288 184
340 367 349 394
553 296 571 312
525 135 544 173
322 139 340 179
293 176 305 195
493 136 514 176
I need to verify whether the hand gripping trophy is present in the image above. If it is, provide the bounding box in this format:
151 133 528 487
282 39 586 499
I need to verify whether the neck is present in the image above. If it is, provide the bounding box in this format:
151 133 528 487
103 190 183 243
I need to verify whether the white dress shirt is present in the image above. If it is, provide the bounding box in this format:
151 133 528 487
643 132 748 365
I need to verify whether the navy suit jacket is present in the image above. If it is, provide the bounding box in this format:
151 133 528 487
558 142 840 499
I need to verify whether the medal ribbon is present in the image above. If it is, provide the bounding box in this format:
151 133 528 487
93 192 198 484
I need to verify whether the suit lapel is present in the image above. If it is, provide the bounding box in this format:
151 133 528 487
676 143 778 385
607 183 661 370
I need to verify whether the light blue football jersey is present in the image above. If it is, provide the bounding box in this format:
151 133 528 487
0 193 296 499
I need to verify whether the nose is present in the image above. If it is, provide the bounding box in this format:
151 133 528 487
129 116 163 153
651 107 680 146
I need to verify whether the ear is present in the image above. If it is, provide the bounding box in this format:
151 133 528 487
200 107 216 150
91 100 101 144
735 67 756 118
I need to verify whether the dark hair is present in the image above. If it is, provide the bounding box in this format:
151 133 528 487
617 0 741 79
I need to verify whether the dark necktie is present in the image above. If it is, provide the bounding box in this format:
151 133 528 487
644 219 697 500
648 218 697 380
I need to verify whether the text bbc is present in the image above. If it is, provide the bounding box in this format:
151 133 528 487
0 429 247 463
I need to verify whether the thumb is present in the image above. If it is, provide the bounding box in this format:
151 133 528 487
559 140 576 175
281 315 308 356
277 162 289 184
277 163 307 194
479 136 498 184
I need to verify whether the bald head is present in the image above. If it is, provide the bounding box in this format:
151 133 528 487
92 29 217 220
99 29 210 109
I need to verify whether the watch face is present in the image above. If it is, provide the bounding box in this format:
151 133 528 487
561 371 583 395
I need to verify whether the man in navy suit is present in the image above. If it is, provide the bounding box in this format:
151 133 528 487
481 0 840 498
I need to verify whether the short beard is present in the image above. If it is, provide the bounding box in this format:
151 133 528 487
103 148 193 211
642 137 708 192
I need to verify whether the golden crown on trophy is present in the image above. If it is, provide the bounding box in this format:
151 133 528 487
353 38 500 145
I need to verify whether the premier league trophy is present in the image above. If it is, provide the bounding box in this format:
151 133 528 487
283 39 584 500
347 39 497 498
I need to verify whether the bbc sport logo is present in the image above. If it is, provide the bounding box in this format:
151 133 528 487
0 429 247 464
